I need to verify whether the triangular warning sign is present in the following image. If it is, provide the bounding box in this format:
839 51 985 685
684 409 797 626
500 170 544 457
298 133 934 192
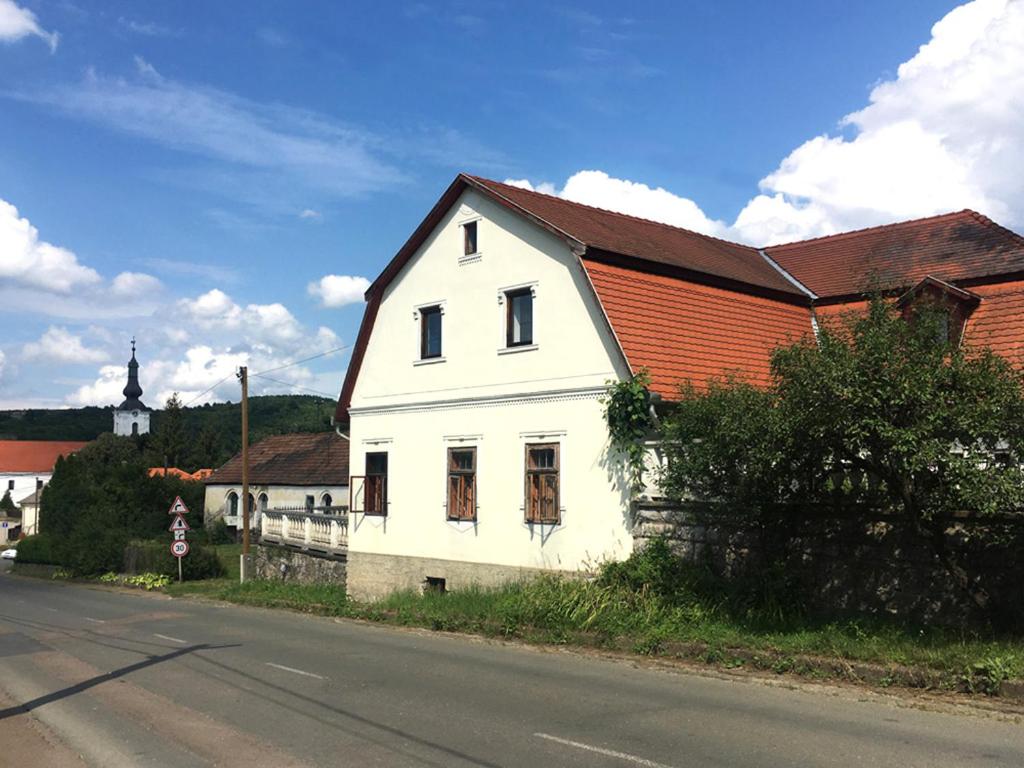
168 496 189 515
169 515 191 532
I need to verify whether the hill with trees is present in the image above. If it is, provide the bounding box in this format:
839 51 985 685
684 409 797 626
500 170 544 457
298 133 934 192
0 395 336 472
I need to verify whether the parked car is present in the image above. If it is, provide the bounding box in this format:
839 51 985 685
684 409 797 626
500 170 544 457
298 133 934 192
1 548 17 560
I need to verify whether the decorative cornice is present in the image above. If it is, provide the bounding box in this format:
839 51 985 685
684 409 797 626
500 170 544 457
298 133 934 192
348 385 607 417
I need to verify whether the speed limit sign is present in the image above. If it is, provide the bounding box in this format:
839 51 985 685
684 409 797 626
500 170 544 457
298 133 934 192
170 540 190 558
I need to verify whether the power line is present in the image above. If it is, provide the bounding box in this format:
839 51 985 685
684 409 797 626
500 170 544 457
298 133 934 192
182 372 236 407
251 344 351 377
251 372 338 399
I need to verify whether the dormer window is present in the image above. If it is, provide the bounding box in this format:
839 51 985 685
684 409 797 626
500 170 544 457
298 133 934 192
420 305 443 359
897 275 979 349
463 221 478 255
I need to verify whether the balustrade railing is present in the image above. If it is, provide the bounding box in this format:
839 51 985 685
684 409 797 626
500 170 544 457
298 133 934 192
260 508 348 553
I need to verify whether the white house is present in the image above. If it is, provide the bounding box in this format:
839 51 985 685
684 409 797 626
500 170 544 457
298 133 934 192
0 440 90 535
334 174 1024 601
204 432 349 536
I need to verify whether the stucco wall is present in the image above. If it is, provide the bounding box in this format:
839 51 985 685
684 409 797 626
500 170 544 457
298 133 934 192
1 473 49 509
347 187 634 580
113 409 150 436
204 483 349 528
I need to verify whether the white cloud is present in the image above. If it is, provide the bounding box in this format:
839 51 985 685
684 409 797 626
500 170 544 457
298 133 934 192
308 274 370 308
733 0 1024 243
299 208 322 220
503 172 726 236
23 326 107 364
0 199 101 293
111 271 162 296
66 364 127 406
177 288 308 345
0 0 58 51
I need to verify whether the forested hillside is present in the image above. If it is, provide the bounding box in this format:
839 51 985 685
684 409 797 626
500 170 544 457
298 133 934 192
0 395 336 471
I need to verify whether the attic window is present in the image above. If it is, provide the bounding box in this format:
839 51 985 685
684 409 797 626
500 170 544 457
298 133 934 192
463 221 478 255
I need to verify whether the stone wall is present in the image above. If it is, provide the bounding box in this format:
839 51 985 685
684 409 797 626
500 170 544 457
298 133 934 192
253 543 347 585
633 501 1024 627
347 551 555 602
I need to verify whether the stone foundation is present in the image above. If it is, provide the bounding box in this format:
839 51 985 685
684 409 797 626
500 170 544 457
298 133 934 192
253 544 347 585
346 551 554 601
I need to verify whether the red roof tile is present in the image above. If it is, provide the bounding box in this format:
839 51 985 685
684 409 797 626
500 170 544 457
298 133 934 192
964 281 1024 370
205 432 349 486
766 211 1024 299
467 176 803 296
584 260 814 398
0 440 90 473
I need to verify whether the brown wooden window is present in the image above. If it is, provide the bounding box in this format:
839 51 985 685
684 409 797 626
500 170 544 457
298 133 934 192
420 306 442 359
365 451 388 515
506 288 533 347
463 221 478 255
525 443 559 523
446 447 476 521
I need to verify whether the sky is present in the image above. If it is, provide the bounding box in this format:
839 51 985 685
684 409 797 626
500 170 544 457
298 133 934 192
0 0 1022 410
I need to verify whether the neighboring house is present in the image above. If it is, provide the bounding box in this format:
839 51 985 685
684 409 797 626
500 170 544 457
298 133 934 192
0 440 90 535
334 173 1024 600
204 432 349 532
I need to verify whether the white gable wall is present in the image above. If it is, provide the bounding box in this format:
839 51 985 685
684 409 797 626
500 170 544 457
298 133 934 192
347 189 634 598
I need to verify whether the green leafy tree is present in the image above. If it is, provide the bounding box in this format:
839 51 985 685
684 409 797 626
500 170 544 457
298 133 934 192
0 490 16 516
148 393 187 469
659 296 1024 616
188 423 223 470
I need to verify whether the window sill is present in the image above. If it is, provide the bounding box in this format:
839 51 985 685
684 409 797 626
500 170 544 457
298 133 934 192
497 344 538 356
413 356 446 366
459 252 483 265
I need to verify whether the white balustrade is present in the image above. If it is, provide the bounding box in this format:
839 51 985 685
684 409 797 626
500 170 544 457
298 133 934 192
259 508 348 554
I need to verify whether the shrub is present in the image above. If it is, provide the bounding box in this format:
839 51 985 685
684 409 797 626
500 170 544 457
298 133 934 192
206 518 233 545
69 527 129 576
16 533 57 565
123 539 225 580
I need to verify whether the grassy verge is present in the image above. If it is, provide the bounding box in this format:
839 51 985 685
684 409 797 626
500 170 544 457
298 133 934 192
164 541 1024 698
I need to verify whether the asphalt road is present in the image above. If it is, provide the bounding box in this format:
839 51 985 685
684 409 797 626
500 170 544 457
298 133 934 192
0 572 1021 767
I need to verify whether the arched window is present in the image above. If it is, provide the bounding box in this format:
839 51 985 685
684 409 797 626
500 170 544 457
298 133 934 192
131 422 139 436
321 493 333 510
227 492 239 517
248 493 255 514
258 493 269 513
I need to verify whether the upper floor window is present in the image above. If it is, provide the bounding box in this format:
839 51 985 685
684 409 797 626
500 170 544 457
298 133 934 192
463 221 478 255
420 305 443 359
506 288 533 347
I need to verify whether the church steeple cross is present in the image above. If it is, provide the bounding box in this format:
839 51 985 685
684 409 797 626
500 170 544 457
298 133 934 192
131 336 136 355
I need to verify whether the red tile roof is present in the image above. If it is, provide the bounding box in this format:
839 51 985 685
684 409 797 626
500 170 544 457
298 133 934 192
963 281 1024 370
148 467 213 481
766 210 1024 299
466 176 803 297
205 432 349 486
0 440 90 473
584 260 814 398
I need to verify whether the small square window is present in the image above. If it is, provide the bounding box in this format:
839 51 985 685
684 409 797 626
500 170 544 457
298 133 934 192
506 289 533 347
464 221 478 255
420 305 443 359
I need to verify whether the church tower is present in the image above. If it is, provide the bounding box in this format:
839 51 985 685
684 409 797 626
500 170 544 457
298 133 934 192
113 338 151 437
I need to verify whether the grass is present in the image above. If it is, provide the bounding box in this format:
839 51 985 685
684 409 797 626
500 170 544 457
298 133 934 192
213 543 243 581
164 541 1024 697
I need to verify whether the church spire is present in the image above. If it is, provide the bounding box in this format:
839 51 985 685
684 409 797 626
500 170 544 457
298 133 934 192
119 337 146 410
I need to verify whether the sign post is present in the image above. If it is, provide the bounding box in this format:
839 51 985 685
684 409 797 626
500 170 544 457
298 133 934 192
168 496 190 583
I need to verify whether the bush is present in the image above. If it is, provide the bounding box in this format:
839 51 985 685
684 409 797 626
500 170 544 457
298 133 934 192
206 518 233 545
16 533 57 565
123 539 225 580
69 527 129 576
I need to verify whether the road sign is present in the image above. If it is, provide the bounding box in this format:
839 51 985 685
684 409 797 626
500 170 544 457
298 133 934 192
169 515 191 533
168 496 190 516
170 540 190 558
173 530 186 542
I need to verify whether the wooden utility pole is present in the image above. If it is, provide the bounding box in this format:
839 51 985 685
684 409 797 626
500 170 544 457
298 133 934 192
239 366 251 578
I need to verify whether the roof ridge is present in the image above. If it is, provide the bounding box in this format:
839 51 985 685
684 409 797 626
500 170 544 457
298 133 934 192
965 209 1024 249
766 209 978 250
466 174 759 253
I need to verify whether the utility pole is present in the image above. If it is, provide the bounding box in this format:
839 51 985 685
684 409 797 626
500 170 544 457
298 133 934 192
239 365 251 582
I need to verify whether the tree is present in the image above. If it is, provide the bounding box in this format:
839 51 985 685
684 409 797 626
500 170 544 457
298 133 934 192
0 490 16 516
188 423 223 470
149 393 187 469
659 295 1024 616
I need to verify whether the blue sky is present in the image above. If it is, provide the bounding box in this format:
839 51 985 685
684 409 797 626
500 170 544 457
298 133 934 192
1 0 1021 409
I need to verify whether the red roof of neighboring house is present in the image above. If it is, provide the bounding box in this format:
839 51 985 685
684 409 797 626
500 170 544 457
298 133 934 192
766 210 1024 300
0 441 90 473
585 260 814 397
963 281 1024 370
205 432 349 486
148 467 213 481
